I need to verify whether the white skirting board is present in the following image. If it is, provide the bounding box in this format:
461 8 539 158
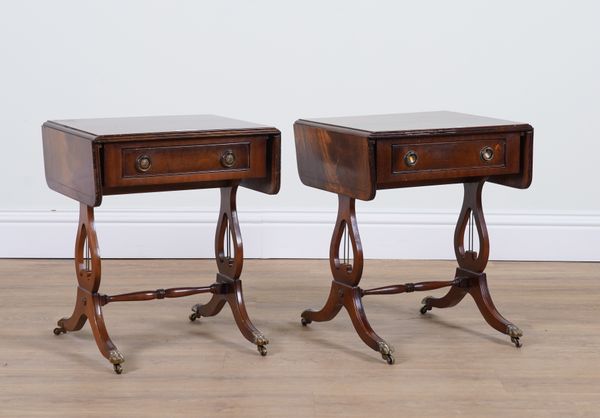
0 210 599 261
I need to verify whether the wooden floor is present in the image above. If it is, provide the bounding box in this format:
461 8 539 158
0 259 599 417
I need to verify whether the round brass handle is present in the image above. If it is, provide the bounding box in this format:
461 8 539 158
221 150 236 168
480 146 494 162
136 155 152 172
404 150 418 167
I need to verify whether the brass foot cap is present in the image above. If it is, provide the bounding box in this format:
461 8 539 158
377 341 394 356
108 350 125 365
254 334 269 346
378 342 395 365
507 324 523 338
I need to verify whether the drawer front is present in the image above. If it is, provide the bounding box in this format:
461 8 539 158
103 136 267 189
377 133 521 185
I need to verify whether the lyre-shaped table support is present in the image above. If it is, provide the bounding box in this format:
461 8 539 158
53 203 125 374
54 185 268 374
301 180 523 365
189 185 269 356
301 195 395 364
421 181 523 347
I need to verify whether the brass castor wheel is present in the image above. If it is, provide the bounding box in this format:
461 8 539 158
383 354 395 365
113 363 123 374
257 345 268 356
378 341 395 365
189 312 199 322
301 317 311 326
53 327 65 335
511 336 522 348
507 324 523 348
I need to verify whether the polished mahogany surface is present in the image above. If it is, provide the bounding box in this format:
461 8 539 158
300 111 531 136
43 115 281 206
294 111 533 364
294 111 533 200
43 115 279 373
48 114 276 138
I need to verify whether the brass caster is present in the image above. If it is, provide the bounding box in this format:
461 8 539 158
507 324 523 338
383 354 395 365
377 341 395 365
257 345 268 356
108 349 125 374
301 317 311 326
53 327 66 335
254 334 268 356
507 324 523 347
189 312 199 322
511 336 522 348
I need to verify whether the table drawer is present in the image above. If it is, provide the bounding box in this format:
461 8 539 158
377 133 521 185
103 136 267 189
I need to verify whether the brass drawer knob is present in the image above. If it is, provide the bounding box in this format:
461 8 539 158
404 150 418 167
480 146 494 162
136 155 152 172
221 150 236 168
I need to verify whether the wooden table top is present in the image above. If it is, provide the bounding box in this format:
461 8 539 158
299 111 531 137
42 114 281 205
47 114 278 139
294 111 534 200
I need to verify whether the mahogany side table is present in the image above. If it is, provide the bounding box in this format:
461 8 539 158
42 115 280 373
294 111 533 364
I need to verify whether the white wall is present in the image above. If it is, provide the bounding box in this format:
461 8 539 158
1 1 599 260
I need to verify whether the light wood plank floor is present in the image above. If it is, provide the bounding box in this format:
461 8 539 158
0 259 599 417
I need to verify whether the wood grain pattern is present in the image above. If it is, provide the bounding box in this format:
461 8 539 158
48 114 278 138
293 112 534 363
42 115 279 372
102 136 267 191
294 111 534 195
301 111 532 137
42 115 281 204
293 122 376 200
41 125 102 206
1 259 599 417
378 133 520 185
241 132 281 195
490 130 534 189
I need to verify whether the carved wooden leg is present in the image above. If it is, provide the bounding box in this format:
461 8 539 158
301 195 394 364
190 295 226 321
420 285 468 314
224 279 268 356
87 293 124 371
301 282 343 325
468 274 523 347
54 287 87 334
420 181 522 347
53 203 124 374
342 284 395 364
189 185 268 356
